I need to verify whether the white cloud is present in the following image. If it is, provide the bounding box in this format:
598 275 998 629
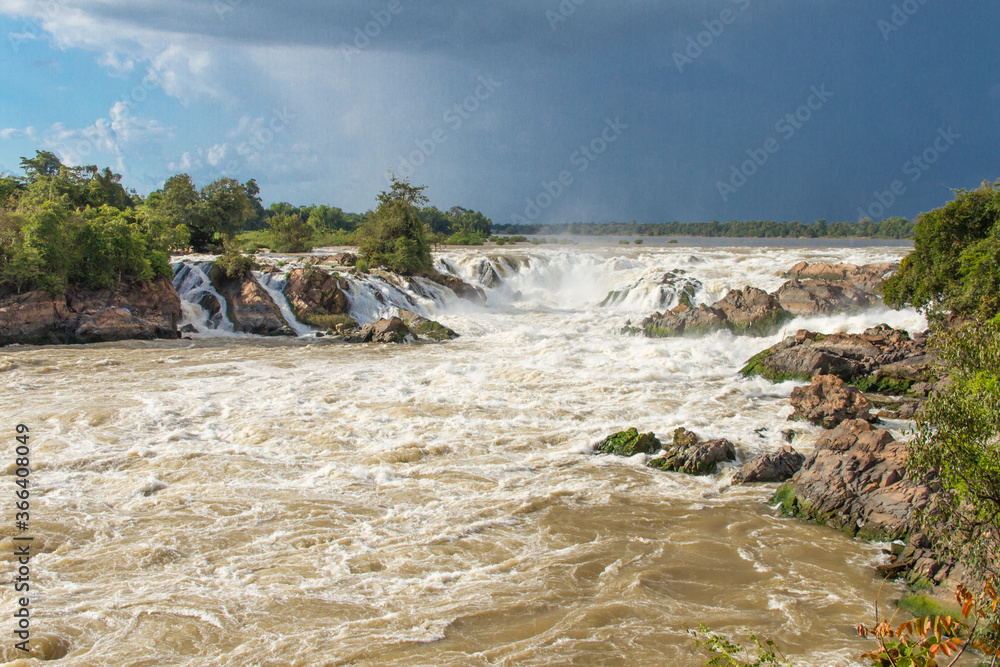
168 150 202 171
206 143 230 167
40 104 172 172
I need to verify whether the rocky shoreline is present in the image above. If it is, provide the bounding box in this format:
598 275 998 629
1 253 477 347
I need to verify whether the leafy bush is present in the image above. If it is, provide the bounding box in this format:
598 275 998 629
213 250 256 280
908 320 1000 581
356 176 433 275
883 180 1000 319
268 212 314 253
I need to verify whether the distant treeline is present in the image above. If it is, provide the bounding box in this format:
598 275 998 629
500 217 915 239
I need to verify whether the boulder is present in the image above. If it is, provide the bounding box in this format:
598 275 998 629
715 286 790 336
0 276 182 346
733 445 805 483
596 428 662 456
774 419 933 541
783 261 897 293
284 268 350 326
642 303 728 337
398 309 458 341
773 279 874 316
740 325 933 393
356 317 412 344
211 267 294 336
648 427 736 475
426 272 486 305
789 373 873 428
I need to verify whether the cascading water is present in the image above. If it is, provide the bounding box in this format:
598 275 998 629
4 242 932 666
171 261 235 333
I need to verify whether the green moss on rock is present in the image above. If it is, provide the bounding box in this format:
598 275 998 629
597 428 662 456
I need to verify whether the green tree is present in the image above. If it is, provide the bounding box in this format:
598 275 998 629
357 175 433 275
883 180 1000 318
268 212 313 252
192 177 254 252
908 320 1000 581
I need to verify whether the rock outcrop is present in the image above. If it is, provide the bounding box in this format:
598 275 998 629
596 428 662 456
211 268 294 336
741 325 935 395
733 445 805 483
648 427 736 475
0 277 182 346
773 279 875 316
398 309 458 341
355 317 412 344
774 419 933 541
789 373 873 427
715 286 790 335
783 261 897 294
426 272 486 305
642 303 728 337
639 261 895 339
283 268 350 326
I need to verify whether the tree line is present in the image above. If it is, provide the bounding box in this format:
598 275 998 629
502 217 916 239
0 151 495 293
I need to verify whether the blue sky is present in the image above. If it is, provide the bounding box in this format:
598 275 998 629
1 1 998 226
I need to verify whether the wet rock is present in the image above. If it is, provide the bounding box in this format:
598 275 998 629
356 316 412 344
715 286 790 336
642 303 728 337
398 309 458 341
427 272 487 305
740 325 933 392
789 374 873 428
733 446 805 483
596 428 662 456
648 427 736 475
774 419 933 541
284 268 350 327
783 261 897 294
211 267 294 336
0 276 182 346
328 252 357 266
477 263 501 289
773 279 874 316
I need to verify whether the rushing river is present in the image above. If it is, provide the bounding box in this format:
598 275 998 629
1 243 927 666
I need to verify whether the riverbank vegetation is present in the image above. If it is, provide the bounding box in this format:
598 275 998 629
503 216 915 239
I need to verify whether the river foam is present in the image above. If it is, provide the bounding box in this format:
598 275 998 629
0 243 922 666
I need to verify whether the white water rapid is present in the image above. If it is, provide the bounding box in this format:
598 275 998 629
1 242 931 666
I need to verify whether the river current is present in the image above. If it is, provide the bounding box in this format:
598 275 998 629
1 243 926 666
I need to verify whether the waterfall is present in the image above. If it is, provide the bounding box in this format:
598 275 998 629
254 271 315 337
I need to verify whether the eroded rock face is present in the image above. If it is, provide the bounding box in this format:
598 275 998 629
783 261 897 294
775 419 933 541
715 286 790 336
211 268 294 336
733 445 805 483
642 303 728 337
0 277 182 346
356 316 412 344
398 309 458 341
426 272 486 305
648 427 736 475
789 374 873 428
774 279 874 316
741 325 934 395
284 268 349 324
